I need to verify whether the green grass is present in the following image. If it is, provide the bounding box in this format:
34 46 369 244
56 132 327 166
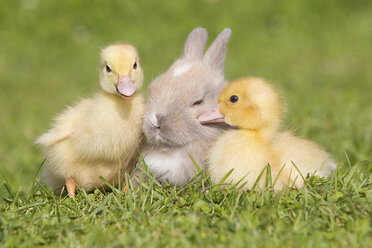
1 0 371 247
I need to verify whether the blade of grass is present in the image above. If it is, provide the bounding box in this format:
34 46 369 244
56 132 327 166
3 181 15 201
344 151 352 168
251 165 268 190
30 159 45 199
99 176 121 194
290 161 310 189
273 163 286 187
266 163 273 188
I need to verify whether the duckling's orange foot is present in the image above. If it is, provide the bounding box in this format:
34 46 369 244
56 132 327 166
123 184 129 194
65 178 76 199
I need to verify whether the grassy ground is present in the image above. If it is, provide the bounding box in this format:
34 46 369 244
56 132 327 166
1 0 371 247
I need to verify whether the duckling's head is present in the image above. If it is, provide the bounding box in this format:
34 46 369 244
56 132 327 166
199 77 282 133
99 43 143 99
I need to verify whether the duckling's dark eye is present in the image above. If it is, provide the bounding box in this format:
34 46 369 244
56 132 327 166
193 99 203 106
133 61 137 69
106 65 112 73
230 95 239 103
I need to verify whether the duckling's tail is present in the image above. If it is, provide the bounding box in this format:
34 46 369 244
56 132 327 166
35 126 71 147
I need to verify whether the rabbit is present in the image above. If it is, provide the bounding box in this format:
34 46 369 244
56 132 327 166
131 27 232 187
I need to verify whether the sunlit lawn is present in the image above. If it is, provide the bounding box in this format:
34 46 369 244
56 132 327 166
0 0 371 247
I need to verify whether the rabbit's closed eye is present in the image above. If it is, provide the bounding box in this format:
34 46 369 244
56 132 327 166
192 99 204 106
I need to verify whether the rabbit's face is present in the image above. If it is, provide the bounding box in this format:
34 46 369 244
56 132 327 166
144 61 225 148
143 27 231 149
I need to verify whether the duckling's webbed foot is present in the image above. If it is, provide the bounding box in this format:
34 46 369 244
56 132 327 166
65 178 76 199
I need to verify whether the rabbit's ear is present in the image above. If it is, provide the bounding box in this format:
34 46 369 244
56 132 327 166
203 28 232 74
183 27 208 60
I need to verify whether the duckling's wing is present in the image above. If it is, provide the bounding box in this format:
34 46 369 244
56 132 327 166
35 105 82 147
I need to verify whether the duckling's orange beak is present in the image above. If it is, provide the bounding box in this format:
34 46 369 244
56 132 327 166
116 75 135 99
198 104 225 124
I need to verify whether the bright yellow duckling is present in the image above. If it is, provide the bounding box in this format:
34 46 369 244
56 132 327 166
36 44 145 198
198 77 336 191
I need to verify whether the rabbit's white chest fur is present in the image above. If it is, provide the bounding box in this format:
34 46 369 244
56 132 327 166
144 149 195 186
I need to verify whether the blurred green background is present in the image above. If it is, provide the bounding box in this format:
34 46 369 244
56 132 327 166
0 0 371 191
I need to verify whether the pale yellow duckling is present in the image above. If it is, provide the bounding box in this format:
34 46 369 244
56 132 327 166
36 44 145 198
198 77 336 191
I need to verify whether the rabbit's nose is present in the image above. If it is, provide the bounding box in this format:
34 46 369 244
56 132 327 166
150 113 165 129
